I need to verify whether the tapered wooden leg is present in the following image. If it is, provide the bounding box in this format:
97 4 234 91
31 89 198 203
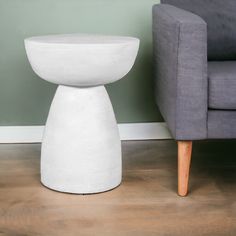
178 141 192 197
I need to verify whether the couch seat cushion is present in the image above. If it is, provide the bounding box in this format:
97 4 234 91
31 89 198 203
208 61 236 110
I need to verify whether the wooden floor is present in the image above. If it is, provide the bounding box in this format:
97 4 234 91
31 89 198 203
0 140 236 236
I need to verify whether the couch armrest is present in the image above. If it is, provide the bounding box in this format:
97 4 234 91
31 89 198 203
153 4 208 140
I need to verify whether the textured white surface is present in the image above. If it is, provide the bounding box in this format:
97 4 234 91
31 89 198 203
41 85 122 193
25 34 139 194
25 34 139 87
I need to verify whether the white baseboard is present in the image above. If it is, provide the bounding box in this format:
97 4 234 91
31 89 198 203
0 126 44 144
0 122 172 143
118 122 171 140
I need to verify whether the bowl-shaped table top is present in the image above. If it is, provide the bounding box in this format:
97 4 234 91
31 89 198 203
25 34 139 86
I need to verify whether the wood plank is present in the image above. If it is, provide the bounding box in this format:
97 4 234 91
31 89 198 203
0 141 236 236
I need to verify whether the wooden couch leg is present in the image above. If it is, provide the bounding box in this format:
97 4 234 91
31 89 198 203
178 141 192 197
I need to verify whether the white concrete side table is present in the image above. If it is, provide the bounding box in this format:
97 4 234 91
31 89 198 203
25 34 139 194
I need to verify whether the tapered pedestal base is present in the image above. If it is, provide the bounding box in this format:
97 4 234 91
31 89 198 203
41 85 122 194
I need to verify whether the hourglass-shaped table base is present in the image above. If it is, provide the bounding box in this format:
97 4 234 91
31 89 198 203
41 85 122 194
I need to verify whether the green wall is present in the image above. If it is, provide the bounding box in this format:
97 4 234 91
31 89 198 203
0 0 162 126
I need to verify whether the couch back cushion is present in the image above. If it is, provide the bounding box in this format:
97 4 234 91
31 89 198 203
161 0 236 60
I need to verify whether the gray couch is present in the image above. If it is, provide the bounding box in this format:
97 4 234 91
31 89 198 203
153 0 236 196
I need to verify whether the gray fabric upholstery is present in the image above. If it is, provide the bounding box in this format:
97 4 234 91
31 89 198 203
161 0 236 61
208 61 236 110
153 4 208 140
208 111 236 139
